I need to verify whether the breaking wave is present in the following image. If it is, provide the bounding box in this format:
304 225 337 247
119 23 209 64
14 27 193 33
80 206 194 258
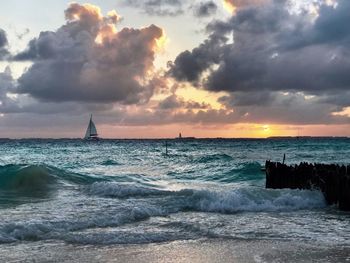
88 182 326 213
88 182 169 198
186 188 326 213
0 173 327 245
0 204 166 244
0 164 101 200
0 165 57 193
0 183 326 245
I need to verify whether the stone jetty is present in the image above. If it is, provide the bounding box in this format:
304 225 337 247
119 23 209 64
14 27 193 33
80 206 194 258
265 161 350 210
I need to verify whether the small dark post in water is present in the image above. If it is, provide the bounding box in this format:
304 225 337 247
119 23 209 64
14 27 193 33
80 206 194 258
165 141 168 156
282 154 286 164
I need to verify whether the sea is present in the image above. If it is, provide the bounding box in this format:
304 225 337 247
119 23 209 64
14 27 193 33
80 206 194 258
0 138 349 262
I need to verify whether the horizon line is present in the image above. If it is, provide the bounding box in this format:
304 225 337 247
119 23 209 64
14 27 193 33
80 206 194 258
0 136 348 140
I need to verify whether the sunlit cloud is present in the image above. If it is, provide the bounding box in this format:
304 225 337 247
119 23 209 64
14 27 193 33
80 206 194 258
333 107 350 117
222 0 269 14
155 29 168 52
222 0 236 14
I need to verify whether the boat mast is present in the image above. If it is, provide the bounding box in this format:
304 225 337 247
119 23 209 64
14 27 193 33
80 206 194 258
89 114 92 137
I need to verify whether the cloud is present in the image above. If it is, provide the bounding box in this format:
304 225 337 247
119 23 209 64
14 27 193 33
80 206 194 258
0 67 22 113
168 0 350 125
16 28 30 41
1 0 349 136
193 1 218 17
0 29 10 59
14 3 164 104
170 0 350 97
123 0 184 16
124 0 219 17
158 94 210 110
167 31 228 83
0 29 8 48
222 0 269 14
218 92 348 125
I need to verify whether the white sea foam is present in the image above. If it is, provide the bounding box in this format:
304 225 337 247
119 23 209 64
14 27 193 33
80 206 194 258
0 186 328 245
189 188 326 213
88 182 169 198
0 204 165 244
88 182 327 213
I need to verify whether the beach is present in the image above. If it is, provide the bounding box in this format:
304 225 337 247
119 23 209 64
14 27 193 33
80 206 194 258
1 239 350 262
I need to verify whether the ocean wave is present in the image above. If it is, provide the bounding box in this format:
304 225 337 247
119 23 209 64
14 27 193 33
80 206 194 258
223 162 264 182
100 159 120 166
0 162 322 213
0 164 56 192
194 153 233 163
167 161 264 183
186 188 326 213
0 164 101 199
88 182 327 213
0 204 166 244
0 184 327 245
88 182 170 198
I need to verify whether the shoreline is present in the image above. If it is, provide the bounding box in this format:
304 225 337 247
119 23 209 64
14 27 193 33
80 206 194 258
1 238 350 263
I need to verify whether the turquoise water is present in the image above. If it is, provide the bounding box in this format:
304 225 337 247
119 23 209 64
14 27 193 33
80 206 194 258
0 138 349 246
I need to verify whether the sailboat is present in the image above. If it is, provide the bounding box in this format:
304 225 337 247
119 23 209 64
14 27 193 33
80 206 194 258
84 114 99 140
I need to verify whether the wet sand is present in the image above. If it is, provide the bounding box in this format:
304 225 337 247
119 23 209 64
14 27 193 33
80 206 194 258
1 239 349 263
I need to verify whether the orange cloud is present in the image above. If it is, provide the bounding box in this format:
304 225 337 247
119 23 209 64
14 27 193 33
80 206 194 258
65 3 103 25
15 3 166 105
222 0 269 14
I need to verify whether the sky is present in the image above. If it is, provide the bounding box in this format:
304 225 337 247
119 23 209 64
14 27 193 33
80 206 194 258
0 0 349 138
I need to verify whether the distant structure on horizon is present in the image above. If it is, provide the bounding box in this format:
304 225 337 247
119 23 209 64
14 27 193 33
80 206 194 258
84 114 99 141
176 132 195 140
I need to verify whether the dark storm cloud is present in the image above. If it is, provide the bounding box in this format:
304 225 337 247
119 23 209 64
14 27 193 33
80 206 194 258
123 0 184 16
286 0 350 49
318 91 350 107
13 32 60 61
0 29 8 48
111 92 348 126
0 67 22 113
193 1 217 17
0 66 114 126
167 32 228 83
0 67 13 101
166 0 350 125
218 91 275 106
217 91 349 125
0 29 10 59
14 3 164 104
169 0 350 107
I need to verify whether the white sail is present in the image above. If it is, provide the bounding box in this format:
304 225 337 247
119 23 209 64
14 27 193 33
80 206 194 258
84 115 98 139
89 120 98 136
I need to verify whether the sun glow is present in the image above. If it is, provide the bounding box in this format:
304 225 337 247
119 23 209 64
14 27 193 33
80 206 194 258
262 124 270 131
95 24 117 44
176 85 228 110
155 30 168 52
223 0 236 14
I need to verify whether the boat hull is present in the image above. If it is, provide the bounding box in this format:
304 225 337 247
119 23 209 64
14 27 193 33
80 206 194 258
84 136 100 141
